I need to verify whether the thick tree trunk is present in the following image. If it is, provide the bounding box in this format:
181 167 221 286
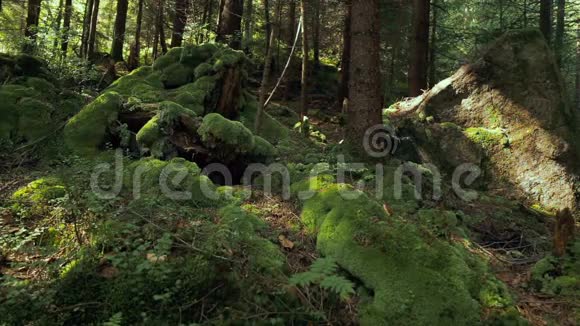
287 0 296 45
81 0 94 58
428 0 437 87
300 0 309 118
87 0 101 59
24 0 42 53
337 0 351 105
171 0 189 47
409 0 430 96
61 0 72 56
111 0 129 61
243 0 253 51
347 0 382 151
555 0 565 66
540 0 553 43
128 0 144 69
216 0 244 49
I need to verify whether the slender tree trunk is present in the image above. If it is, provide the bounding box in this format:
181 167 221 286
313 0 321 70
61 0 72 56
409 0 430 96
128 0 144 69
255 29 275 132
171 0 189 47
205 0 214 41
263 0 271 53
428 0 437 87
555 0 565 66
347 0 382 151
524 0 528 27
157 0 168 54
337 0 351 105
53 0 64 51
275 0 282 70
576 20 579 112
87 0 100 59
300 0 309 118
216 0 244 49
243 0 253 51
24 0 42 53
540 0 553 44
111 0 129 61
81 0 94 58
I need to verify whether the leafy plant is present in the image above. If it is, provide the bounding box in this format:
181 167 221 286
290 257 355 300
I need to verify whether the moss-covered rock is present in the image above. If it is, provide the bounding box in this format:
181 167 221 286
64 92 123 154
11 177 67 218
198 113 255 153
299 182 514 325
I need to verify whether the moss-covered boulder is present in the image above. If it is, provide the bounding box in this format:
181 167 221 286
299 182 514 325
64 92 123 154
391 29 579 212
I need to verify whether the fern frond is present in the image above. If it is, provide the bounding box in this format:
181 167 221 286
289 271 322 287
310 257 338 276
320 275 355 300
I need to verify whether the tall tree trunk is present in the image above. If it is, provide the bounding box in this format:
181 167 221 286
157 0 168 54
287 0 296 45
540 0 553 43
171 0 189 47
428 0 437 87
347 0 382 151
216 0 244 49
300 0 309 118
87 0 100 59
61 0 72 56
313 0 321 70
111 0 129 61
263 0 271 53
128 0 144 69
576 20 579 112
555 0 565 66
53 0 64 51
337 0 351 105
81 0 94 58
243 0 253 51
409 0 430 96
205 0 214 42
255 29 275 132
24 0 42 53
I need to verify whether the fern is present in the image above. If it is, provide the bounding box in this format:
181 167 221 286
320 275 355 300
102 312 123 326
289 257 355 301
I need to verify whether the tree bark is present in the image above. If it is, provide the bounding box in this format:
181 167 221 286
313 0 322 70
255 29 275 132
155 0 168 55
243 0 253 51
347 0 382 152
53 0 64 51
300 0 309 118
111 0 129 61
576 20 579 112
409 0 430 97
61 0 72 56
337 0 351 105
24 0 42 53
540 0 553 43
287 0 296 45
263 0 271 53
128 0 144 69
87 0 101 59
171 0 189 47
555 0 565 66
81 0 94 58
216 0 244 49
428 0 437 87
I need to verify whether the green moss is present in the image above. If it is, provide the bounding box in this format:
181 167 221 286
180 43 219 67
160 63 194 88
64 92 123 154
239 94 289 143
212 48 245 71
136 115 162 152
25 77 56 95
464 127 509 150
152 50 181 71
531 241 580 296
251 135 276 160
299 182 514 325
198 113 255 153
12 177 66 203
194 62 214 79
17 98 54 141
485 105 503 128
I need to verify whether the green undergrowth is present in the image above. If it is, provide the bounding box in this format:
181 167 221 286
530 240 580 297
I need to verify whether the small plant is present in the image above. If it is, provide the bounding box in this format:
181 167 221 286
290 257 355 300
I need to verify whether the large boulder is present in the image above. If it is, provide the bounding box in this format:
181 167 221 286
392 29 579 212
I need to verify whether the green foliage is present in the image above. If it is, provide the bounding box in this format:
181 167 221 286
290 258 355 300
530 240 580 296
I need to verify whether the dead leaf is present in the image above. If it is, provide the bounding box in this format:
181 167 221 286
383 203 394 216
146 253 167 263
278 235 294 250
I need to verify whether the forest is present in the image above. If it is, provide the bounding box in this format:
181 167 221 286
0 0 579 324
